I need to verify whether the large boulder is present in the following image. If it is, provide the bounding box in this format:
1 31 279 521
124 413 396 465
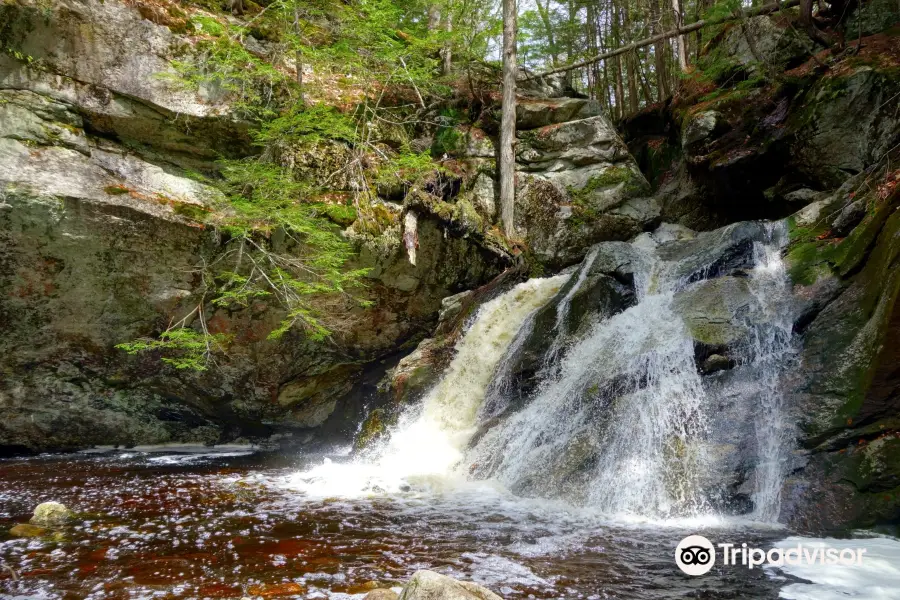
790 66 900 189
845 0 900 38
712 16 814 78
639 25 899 231
515 97 603 130
398 571 502 600
0 0 252 167
780 168 900 531
513 113 658 269
30 502 73 528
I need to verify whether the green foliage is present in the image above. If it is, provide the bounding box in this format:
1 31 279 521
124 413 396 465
254 104 358 145
127 0 496 371
119 155 372 370
316 203 358 226
103 185 131 195
376 149 443 189
213 157 372 337
432 108 465 156
702 0 742 24
116 329 231 372
169 36 293 118
189 15 226 37
695 46 749 86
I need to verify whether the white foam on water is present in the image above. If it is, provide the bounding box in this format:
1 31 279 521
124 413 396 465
746 223 795 521
767 536 900 599
146 451 254 465
78 444 256 455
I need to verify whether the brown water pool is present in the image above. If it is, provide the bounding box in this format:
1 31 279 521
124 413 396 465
0 448 790 599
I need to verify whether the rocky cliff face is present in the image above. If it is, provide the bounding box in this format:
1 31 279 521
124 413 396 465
0 0 653 453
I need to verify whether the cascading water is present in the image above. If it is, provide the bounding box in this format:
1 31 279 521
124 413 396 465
746 222 796 521
466 244 714 517
464 223 796 520
290 221 796 523
542 245 601 369
465 224 796 520
287 275 568 496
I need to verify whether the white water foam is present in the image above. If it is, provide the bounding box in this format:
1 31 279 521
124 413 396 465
285 275 568 497
767 536 900 599
542 245 601 368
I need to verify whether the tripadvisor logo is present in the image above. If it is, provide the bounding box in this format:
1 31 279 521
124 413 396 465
675 535 716 575
674 535 869 576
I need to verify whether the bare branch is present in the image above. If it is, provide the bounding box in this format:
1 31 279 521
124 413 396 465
524 0 802 79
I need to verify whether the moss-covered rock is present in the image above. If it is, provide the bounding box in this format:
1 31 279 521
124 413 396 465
0 0 253 168
783 171 900 531
712 16 815 78
9 524 48 538
673 277 757 347
30 501 73 528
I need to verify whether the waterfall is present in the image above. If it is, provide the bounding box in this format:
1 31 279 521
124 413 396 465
746 223 795 521
464 223 796 521
289 221 795 523
287 275 567 496
465 246 714 516
543 246 601 368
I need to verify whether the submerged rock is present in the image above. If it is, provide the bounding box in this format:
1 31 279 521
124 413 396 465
701 353 734 375
398 570 501 600
9 523 47 538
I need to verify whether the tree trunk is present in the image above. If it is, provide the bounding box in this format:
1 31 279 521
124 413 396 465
612 3 624 118
586 3 602 103
443 14 453 75
651 0 669 101
799 0 834 47
293 6 304 105
535 0 558 66
671 0 689 71
427 5 441 31
603 56 614 114
565 0 576 90
638 51 654 104
500 0 517 238
623 5 639 114
627 52 639 114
